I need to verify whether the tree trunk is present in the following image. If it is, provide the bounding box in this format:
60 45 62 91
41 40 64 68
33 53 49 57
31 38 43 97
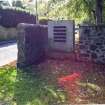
96 0 103 24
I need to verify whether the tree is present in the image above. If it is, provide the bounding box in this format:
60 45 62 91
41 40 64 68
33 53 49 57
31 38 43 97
12 0 24 8
48 0 104 24
96 0 103 24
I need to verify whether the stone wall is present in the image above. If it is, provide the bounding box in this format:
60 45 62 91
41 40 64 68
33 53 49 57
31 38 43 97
0 8 36 28
79 25 105 64
0 25 17 41
17 23 48 68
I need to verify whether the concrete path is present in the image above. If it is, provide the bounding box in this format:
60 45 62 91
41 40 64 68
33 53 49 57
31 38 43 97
0 43 17 67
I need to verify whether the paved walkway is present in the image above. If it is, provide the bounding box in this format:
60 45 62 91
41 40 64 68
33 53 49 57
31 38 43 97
0 43 17 67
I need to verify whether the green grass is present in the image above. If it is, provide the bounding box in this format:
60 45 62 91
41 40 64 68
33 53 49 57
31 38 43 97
0 65 105 105
0 66 66 105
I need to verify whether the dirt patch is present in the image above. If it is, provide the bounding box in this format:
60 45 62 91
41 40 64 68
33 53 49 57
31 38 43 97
4 60 16 67
36 51 105 104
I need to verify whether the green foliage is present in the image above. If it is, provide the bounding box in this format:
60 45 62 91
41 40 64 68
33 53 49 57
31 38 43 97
66 0 96 23
47 0 95 23
0 0 10 8
0 66 16 104
77 82 101 92
0 66 66 105
12 0 23 8
14 70 66 105
19 0 105 24
47 0 105 24
2 6 35 16
47 0 68 20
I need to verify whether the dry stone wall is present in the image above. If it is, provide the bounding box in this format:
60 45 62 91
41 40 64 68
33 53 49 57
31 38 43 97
79 25 105 64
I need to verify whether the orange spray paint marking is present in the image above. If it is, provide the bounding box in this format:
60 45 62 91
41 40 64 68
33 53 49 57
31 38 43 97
58 72 81 103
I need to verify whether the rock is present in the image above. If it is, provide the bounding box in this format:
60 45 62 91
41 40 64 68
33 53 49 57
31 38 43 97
90 45 97 51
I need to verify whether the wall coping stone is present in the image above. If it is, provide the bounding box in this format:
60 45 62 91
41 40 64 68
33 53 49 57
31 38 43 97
79 24 105 27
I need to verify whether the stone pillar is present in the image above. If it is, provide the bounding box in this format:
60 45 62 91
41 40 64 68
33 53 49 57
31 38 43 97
17 23 48 68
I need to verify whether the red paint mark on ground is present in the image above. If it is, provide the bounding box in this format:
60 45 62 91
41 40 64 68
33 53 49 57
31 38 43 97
37 51 105 103
58 73 81 103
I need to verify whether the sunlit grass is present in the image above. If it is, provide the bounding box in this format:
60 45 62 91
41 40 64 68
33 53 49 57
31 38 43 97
0 66 66 105
0 66 16 103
